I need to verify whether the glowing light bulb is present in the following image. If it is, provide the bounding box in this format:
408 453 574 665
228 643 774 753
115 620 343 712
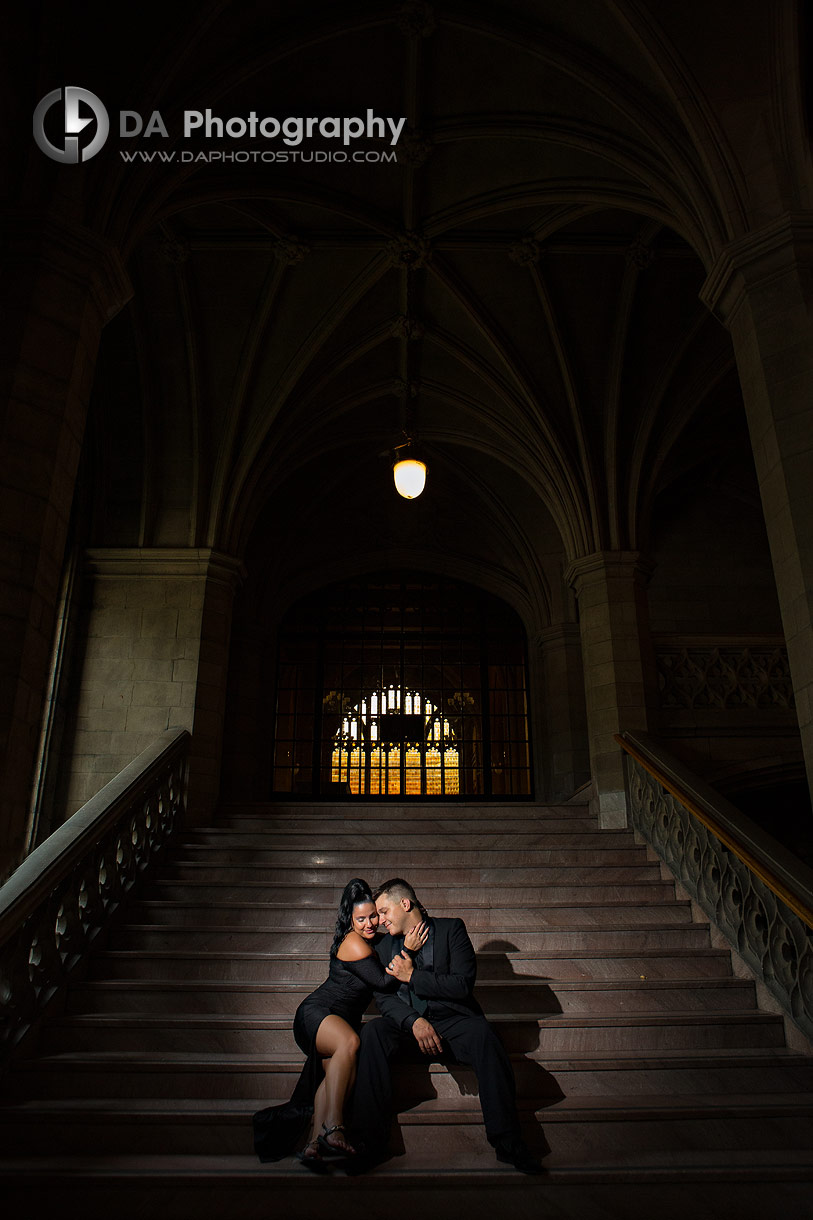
393 457 427 499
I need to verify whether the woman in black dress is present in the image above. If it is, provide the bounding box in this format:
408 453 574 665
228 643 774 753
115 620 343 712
253 876 427 1166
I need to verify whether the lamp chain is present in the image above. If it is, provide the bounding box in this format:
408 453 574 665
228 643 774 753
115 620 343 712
404 253 417 441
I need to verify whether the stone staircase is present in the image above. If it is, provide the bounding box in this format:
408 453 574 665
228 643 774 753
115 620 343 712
1 799 813 1218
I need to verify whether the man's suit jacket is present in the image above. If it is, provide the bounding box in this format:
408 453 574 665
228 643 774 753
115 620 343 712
373 916 484 1031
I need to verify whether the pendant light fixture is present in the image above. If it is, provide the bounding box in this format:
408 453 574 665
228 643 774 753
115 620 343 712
392 440 427 499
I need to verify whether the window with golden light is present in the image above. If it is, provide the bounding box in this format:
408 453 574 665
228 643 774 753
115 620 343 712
331 686 460 796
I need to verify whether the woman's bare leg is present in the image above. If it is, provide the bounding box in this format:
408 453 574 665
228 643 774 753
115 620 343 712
306 1074 329 1148
313 1015 361 1152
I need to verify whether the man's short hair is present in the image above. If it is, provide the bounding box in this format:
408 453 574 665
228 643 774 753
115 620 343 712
373 877 419 908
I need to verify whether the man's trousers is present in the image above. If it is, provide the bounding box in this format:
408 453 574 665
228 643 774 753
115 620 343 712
351 1009 520 1152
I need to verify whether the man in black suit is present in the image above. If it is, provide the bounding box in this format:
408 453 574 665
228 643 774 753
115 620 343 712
349 877 545 1174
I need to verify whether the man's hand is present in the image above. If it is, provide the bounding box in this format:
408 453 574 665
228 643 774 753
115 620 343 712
411 1017 443 1056
386 950 414 983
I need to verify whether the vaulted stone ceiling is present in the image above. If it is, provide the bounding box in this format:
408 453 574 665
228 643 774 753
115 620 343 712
20 0 802 629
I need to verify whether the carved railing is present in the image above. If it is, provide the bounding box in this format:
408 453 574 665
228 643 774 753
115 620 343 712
0 729 189 1062
655 639 794 710
618 732 813 1041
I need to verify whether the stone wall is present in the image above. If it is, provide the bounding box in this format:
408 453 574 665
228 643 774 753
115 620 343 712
648 484 783 636
0 220 131 877
53 549 242 824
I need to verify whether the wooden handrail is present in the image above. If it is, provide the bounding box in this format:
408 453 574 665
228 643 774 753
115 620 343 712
616 733 813 930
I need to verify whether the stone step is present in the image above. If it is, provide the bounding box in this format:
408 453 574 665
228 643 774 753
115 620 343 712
60 975 757 1017
542 1050 813 1097
220 802 589 822
2 1094 811 1159
6 1049 812 1102
128 881 678 920
4 786 808 1220
195 814 595 834
87 946 733 983
93 924 710 956
167 838 638 866
108 908 695 951
160 853 652 880
3 1158 813 1220
224 820 602 837
183 828 607 848
38 1010 786 1056
149 864 663 896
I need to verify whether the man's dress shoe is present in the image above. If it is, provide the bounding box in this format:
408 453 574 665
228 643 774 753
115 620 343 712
493 1133 546 1175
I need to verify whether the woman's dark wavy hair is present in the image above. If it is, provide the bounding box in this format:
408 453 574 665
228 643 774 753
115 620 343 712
330 877 374 957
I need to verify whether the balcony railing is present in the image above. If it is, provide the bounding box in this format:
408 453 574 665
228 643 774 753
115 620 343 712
618 731 813 1041
0 729 189 1062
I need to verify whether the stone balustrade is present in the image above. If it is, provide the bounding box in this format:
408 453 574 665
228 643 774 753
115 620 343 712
620 732 813 1042
0 729 189 1062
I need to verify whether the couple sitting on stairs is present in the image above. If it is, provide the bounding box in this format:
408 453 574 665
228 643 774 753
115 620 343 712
253 876 546 1175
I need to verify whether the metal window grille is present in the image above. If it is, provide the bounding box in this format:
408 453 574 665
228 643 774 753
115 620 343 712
273 573 531 799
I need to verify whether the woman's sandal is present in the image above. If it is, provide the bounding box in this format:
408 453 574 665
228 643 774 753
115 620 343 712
295 1138 327 1170
316 1123 356 1159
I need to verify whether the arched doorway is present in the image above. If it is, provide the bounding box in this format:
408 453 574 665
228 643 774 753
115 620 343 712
272 573 532 798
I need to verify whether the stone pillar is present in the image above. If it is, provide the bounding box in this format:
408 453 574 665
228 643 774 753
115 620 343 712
220 621 273 801
186 555 247 824
57 549 244 826
536 623 590 801
701 216 813 802
566 552 656 827
0 217 131 877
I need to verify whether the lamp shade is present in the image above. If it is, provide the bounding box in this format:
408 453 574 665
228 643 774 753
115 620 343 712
393 456 427 499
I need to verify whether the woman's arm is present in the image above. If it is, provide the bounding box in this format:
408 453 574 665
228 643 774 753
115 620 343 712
341 952 401 992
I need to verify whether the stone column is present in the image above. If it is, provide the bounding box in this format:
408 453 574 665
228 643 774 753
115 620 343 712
536 623 590 802
57 549 244 826
186 554 247 824
566 552 657 828
701 216 813 802
0 217 131 878
219 621 273 801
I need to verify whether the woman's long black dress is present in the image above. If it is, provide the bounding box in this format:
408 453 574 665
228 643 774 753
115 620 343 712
252 950 401 1161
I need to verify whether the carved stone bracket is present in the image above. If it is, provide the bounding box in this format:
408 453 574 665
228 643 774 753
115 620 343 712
625 752 813 1040
700 213 813 326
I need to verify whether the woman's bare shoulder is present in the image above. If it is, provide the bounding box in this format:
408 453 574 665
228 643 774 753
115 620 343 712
336 932 376 961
